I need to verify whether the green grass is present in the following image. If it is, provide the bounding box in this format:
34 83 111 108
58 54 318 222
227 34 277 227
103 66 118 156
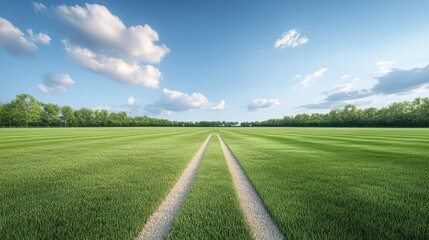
1 127 428 239
167 135 252 240
0 128 210 239
219 128 429 240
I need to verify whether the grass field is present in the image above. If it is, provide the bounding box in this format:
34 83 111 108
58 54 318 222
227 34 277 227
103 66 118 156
167 135 251 240
219 128 429 239
1 127 428 239
0 128 209 239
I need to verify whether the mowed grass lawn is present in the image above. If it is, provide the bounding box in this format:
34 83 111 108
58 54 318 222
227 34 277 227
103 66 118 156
0 128 210 239
219 128 429 239
167 134 251 240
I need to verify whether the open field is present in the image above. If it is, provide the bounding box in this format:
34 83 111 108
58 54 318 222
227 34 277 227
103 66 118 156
0 128 210 239
219 128 429 239
1 127 428 239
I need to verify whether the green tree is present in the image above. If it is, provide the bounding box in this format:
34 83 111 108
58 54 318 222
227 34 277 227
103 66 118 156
61 106 75 127
11 94 41 127
41 103 60 127
1 103 17 127
75 108 94 127
94 110 109 127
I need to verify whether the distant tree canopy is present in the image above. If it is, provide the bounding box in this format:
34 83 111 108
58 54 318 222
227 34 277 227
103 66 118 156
241 98 429 127
0 94 239 127
0 93 428 127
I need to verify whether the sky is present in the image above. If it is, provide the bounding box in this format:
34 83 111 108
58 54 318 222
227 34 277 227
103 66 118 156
1 0 429 122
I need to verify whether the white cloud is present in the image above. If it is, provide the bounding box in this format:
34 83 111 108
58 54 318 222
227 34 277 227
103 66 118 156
373 64 429 94
143 88 211 114
376 61 393 74
161 88 209 111
301 64 429 109
38 73 75 93
247 98 280 111
36 3 169 88
274 29 308 49
0 17 50 56
27 29 51 44
299 68 327 87
127 96 135 106
210 100 226 110
63 40 161 88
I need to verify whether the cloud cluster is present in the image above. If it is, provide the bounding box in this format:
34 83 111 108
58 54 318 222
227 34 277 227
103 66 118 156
247 98 280 111
142 88 227 115
0 17 50 56
301 64 429 109
38 73 75 93
144 88 208 114
274 29 308 49
372 65 429 94
160 88 209 111
34 3 169 88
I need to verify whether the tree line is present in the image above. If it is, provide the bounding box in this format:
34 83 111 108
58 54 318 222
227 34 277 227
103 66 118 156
241 97 429 127
0 94 239 127
1 93 428 128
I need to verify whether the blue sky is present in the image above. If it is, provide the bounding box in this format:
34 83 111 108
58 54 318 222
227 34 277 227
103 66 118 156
1 0 429 122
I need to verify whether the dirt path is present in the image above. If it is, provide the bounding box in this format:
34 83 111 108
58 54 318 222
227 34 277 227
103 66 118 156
135 134 212 240
218 134 285 240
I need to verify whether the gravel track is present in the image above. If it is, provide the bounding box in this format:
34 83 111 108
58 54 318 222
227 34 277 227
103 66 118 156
135 134 212 240
218 134 285 240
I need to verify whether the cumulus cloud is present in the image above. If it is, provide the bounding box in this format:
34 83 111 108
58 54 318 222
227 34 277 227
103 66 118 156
38 73 75 93
372 65 429 95
161 89 209 111
210 100 226 110
144 88 210 114
247 98 280 111
300 64 429 109
63 41 161 88
296 68 327 87
35 3 169 88
0 17 50 56
127 96 135 106
274 29 308 49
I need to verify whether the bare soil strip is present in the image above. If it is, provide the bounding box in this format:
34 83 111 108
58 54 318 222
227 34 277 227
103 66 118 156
218 134 285 240
136 134 212 240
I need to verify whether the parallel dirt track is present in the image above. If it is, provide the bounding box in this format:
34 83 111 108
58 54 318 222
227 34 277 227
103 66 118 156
218 134 285 240
136 134 211 240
